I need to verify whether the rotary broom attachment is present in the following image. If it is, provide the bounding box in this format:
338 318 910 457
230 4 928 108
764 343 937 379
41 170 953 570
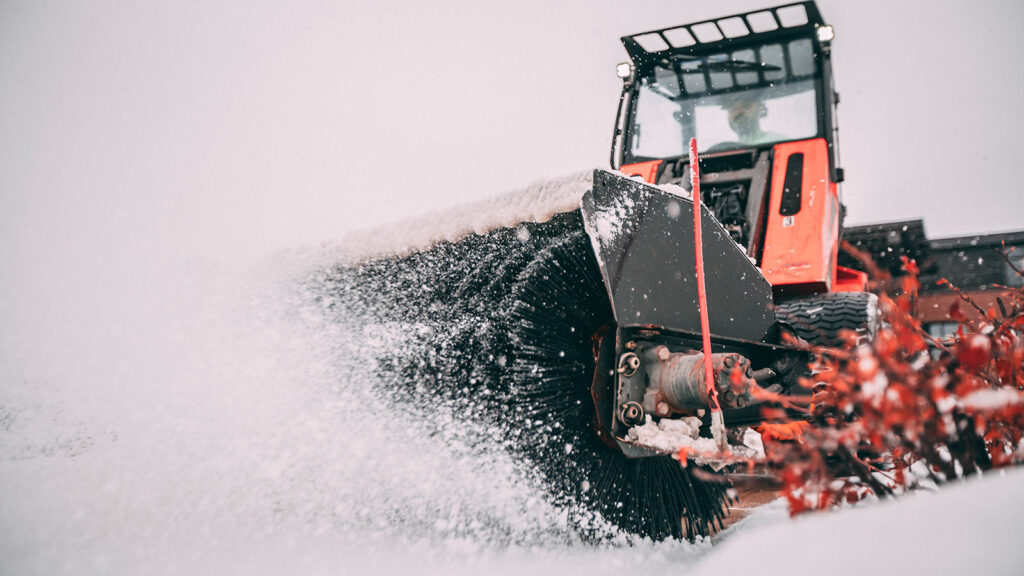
314 170 824 541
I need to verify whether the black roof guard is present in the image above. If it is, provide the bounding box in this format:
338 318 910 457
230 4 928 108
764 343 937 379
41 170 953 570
621 1 826 66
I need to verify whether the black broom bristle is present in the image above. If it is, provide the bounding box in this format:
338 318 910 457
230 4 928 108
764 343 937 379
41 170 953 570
316 209 732 541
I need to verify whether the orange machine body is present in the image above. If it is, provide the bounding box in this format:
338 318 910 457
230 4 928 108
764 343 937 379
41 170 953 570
621 137 866 297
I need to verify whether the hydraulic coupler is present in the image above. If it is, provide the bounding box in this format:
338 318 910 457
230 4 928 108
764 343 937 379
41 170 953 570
617 345 762 427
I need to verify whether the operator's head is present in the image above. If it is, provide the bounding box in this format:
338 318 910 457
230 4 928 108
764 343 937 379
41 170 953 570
725 94 767 139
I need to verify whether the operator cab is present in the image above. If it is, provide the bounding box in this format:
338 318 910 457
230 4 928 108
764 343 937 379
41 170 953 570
613 1 838 174
610 1 864 296
627 43 820 160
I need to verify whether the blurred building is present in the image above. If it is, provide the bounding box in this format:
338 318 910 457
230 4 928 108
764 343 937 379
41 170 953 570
840 221 1024 339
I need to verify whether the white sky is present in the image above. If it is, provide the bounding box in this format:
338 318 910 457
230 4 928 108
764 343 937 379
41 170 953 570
2 0 1023 264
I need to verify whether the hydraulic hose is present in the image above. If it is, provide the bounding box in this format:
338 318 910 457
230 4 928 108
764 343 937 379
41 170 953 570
689 137 727 451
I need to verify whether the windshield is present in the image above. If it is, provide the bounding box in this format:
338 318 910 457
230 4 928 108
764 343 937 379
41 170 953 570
626 38 821 159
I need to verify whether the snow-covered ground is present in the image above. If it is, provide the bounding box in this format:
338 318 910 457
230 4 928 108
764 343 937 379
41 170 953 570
699 470 1024 576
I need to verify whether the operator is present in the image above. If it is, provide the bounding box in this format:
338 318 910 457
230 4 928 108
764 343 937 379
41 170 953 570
724 93 785 145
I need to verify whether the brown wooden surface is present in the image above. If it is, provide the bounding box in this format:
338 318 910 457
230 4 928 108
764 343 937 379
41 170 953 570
720 477 782 531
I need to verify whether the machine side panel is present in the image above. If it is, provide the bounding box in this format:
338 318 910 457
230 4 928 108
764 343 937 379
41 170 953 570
760 138 838 293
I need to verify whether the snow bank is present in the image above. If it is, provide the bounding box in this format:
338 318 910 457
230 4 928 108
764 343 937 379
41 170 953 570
694 467 1024 576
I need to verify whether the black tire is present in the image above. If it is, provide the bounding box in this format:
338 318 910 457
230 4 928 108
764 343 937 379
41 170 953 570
315 210 730 541
775 291 880 348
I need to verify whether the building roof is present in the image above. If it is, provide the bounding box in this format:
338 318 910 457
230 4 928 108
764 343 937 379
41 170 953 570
841 220 1024 293
839 219 931 276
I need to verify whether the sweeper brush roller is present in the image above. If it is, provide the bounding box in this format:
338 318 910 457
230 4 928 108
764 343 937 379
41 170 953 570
317 204 733 541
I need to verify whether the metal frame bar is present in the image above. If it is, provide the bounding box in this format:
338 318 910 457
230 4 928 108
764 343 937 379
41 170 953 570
621 1 824 69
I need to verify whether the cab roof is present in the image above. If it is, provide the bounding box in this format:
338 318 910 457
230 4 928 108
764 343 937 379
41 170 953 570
621 1 827 68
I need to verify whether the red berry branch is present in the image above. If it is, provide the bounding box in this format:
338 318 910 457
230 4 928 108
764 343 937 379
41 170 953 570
763 250 1024 514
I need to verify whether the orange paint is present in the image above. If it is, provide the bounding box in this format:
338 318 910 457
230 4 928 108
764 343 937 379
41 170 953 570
688 138 722 416
834 266 868 292
619 160 662 184
756 420 809 442
760 138 838 294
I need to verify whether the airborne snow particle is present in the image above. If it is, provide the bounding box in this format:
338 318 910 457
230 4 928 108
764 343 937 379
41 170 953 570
666 200 682 219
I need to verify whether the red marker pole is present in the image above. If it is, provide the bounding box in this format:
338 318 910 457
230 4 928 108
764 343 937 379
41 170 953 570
689 137 727 451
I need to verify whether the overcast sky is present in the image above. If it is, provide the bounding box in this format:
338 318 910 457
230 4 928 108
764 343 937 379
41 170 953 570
2 0 1022 266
